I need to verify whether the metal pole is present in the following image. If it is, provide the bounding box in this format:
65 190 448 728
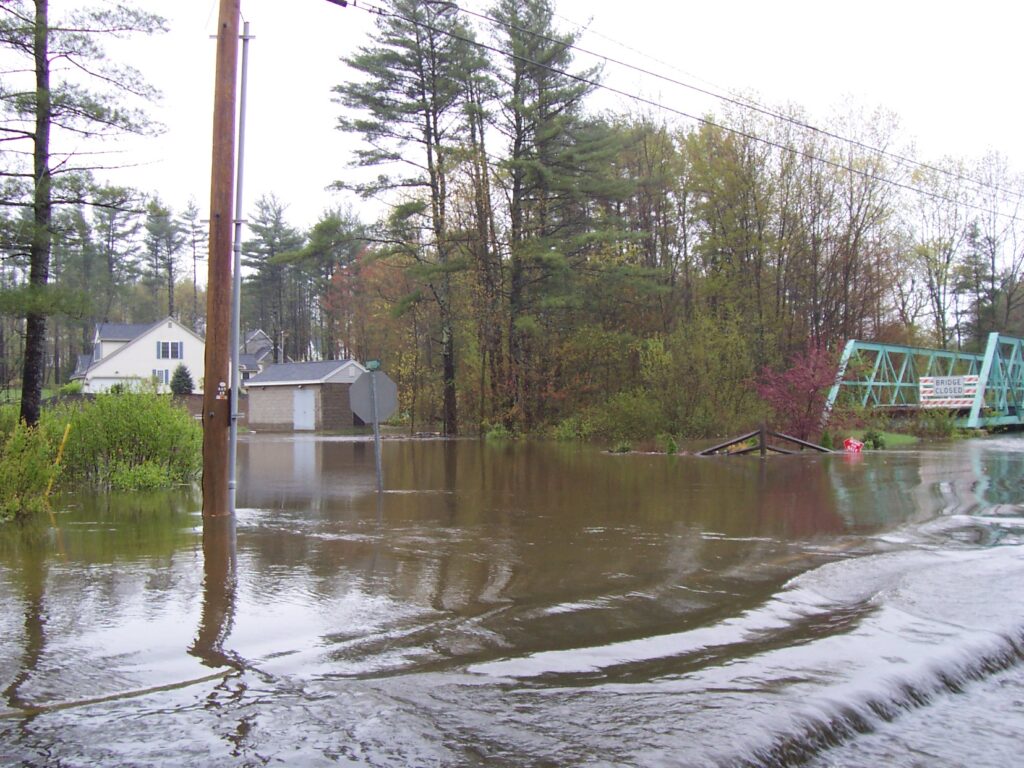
202 0 239 518
228 21 252 515
370 370 383 494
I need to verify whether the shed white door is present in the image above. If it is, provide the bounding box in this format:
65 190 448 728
293 388 316 431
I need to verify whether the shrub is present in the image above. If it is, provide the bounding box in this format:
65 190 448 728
862 428 886 450
110 460 174 491
550 414 595 442
58 379 83 396
656 433 679 454
910 409 958 439
0 423 56 523
590 389 666 443
45 389 201 490
484 423 514 441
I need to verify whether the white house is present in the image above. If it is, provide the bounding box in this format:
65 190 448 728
72 317 207 394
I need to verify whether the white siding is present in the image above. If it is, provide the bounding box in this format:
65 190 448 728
83 319 206 394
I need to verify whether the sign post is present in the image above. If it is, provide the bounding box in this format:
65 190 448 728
350 363 398 494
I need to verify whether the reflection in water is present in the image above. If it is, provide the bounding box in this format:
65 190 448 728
2 544 46 714
189 516 238 670
1 436 1024 766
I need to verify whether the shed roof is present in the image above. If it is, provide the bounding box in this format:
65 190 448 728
245 360 363 386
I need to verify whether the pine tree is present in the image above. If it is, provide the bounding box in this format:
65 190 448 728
170 363 194 396
335 0 487 435
241 195 304 363
0 0 164 424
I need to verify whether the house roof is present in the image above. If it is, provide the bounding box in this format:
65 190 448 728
79 317 206 379
245 360 363 386
238 353 263 372
97 322 153 341
70 353 93 380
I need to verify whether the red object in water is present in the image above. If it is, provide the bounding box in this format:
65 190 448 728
843 438 864 453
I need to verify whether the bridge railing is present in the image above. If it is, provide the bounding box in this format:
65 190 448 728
824 333 1024 429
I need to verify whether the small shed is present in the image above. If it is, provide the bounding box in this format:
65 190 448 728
245 360 368 432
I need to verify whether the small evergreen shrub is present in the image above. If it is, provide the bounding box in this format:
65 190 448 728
170 364 194 396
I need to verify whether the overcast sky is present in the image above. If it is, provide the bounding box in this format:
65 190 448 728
94 0 1024 229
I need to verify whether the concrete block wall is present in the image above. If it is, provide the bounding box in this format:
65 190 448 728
247 387 295 431
320 383 355 430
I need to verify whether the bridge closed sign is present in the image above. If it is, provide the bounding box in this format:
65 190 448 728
919 375 977 408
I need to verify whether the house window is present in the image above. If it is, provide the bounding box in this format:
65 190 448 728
157 341 183 359
152 369 170 385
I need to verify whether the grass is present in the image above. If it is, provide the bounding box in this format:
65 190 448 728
860 430 919 448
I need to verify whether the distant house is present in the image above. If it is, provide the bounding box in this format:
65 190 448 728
71 317 206 394
245 360 368 431
238 329 277 383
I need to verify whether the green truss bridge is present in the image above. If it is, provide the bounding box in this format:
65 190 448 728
825 332 1024 429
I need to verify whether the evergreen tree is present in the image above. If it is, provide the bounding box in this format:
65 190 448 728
241 195 304 363
335 0 488 435
489 0 609 428
170 363 194 395
179 199 207 332
0 0 164 424
143 197 184 319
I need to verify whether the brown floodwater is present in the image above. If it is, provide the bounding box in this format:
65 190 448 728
2 435 1024 766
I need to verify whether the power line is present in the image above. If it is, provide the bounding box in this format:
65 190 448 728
343 0 1022 224
449 0 1024 209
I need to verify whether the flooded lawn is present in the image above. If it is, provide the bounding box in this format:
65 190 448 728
2 435 1024 766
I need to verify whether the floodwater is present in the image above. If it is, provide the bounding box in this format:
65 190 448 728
2 436 1024 767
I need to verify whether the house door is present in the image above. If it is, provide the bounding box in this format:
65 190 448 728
293 388 316 431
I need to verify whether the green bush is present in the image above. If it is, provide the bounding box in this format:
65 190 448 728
110 460 174 491
484 423 514 441
58 379 83 396
0 423 56 523
550 414 595 442
656 433 679 454
44 389 201 490
0 405 20 444
590 389 666 442
910 409 958 439
862 428 886 450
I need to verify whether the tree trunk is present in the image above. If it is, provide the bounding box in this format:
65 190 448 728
21 0 52 427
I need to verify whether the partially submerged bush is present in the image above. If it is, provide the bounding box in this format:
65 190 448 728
0 422 56 523
46 389 201 490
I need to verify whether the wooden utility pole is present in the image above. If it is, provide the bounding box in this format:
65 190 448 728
203 0 240 517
